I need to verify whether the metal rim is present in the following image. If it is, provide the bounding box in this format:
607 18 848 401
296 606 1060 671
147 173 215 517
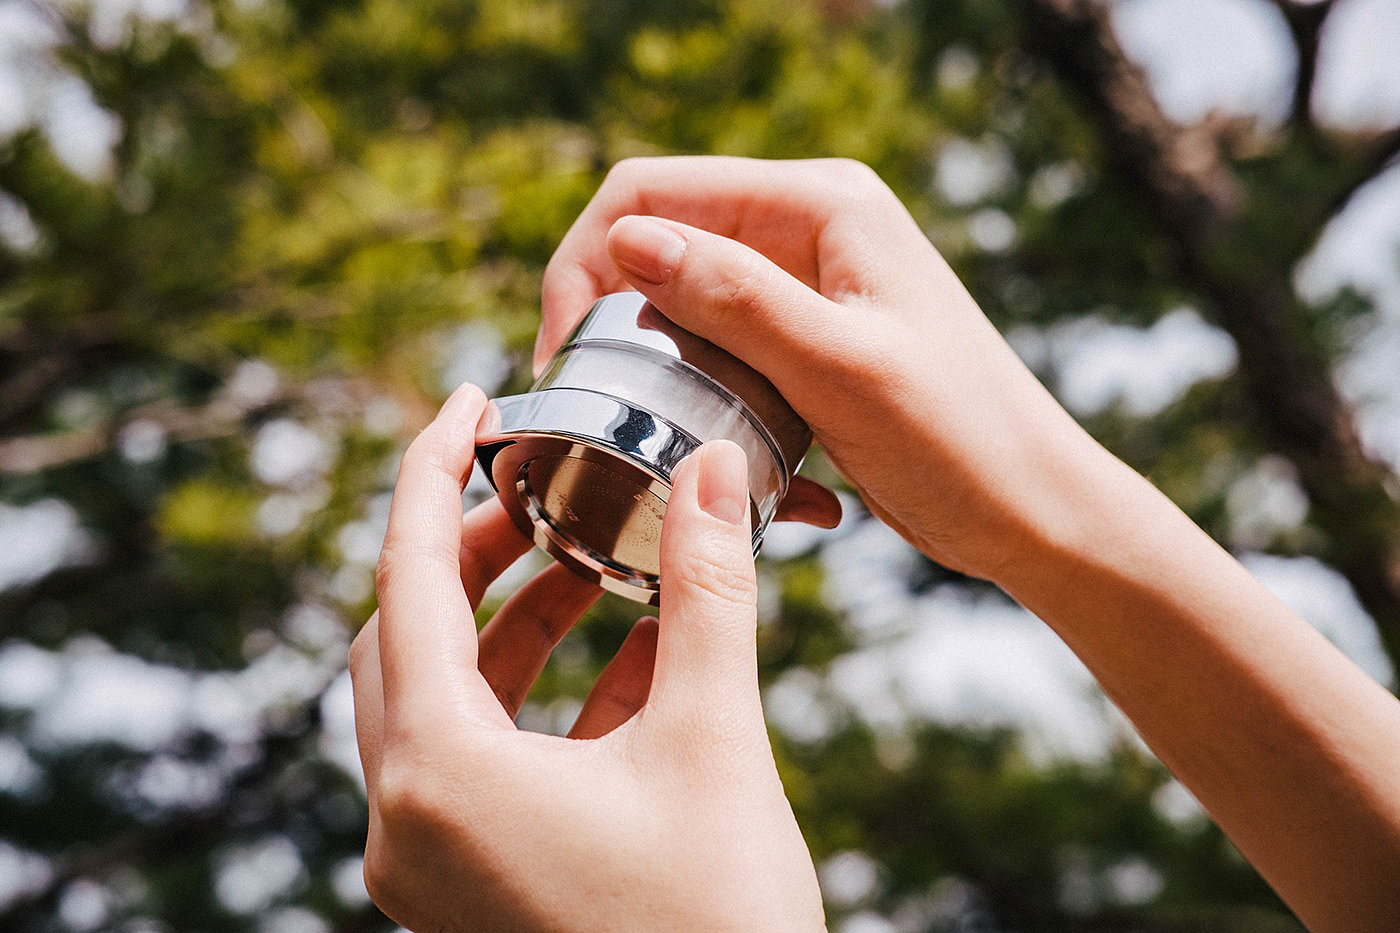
490 435 669 604
477 389 772 604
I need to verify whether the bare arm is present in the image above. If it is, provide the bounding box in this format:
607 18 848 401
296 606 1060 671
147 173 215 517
540 155 1400 930
1005 423 1400 932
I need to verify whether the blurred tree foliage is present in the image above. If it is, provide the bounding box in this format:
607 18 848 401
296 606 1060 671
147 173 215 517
2 0 1396 930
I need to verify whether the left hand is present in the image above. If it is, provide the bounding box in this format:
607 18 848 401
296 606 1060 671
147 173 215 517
350 382 826 933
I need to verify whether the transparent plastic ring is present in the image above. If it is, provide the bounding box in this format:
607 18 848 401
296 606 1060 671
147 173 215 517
475 291 811 604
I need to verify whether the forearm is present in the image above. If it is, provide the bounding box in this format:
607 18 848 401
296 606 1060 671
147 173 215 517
995 438 1400 931
540 153 1400 928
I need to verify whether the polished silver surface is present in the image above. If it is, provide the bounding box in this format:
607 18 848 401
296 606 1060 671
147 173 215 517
475 291 811 604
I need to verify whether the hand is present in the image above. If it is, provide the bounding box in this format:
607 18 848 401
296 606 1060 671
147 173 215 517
538 156 1106 582
539 158 1400 933
350 383 825 933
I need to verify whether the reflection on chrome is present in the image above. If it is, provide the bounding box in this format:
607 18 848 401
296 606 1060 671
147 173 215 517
476 292 810 604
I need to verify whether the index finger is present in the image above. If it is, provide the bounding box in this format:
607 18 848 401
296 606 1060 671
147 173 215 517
375 383 502 726
536 156 856 373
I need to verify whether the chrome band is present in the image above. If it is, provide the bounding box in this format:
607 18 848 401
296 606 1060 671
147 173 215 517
533 343 787 514
474 292 809 604
482 389 702 483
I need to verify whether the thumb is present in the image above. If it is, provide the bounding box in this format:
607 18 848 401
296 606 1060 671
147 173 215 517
606 215 845 396
648 440 763 719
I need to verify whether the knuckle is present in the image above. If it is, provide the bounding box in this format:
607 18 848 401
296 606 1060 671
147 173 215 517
708 248 773 317
603 156 653 190
818 159 892 212
821 157 879 186
375 760 449 836
456 546 489 597
490 681 525 719
587 682 636 719
402 427 456 475
527 605 569 650
674 545 758 609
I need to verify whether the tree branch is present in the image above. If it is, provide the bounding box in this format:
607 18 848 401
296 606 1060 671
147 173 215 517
0 376 376 475
1014 0 1400 669
1017 0 1241 242
1268 0 1335 126
0 325 120 439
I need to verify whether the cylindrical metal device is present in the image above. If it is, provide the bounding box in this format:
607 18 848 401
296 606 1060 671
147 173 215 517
475 291 811 604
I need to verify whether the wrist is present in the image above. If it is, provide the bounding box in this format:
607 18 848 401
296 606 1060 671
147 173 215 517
983 425 1174 607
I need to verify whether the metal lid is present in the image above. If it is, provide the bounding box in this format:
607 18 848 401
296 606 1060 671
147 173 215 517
475 292 810 604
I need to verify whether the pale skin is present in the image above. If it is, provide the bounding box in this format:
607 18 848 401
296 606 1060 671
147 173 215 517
352 157 1400 932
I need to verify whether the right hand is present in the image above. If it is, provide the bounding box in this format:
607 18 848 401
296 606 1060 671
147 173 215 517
544 158 1400 933
539 156 1105 582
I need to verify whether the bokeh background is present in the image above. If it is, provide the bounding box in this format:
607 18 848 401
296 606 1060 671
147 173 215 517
3 0 1399 930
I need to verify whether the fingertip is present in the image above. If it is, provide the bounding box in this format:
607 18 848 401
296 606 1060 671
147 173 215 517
632 615 660 645
650 444 761 716
409 381 488 482
775 477 843 529
693 440 750 526
806 504 842 529
618 615 660 669
665 441 755 546
656 441 759 622
566 615 660 740
442 380 488 422
608 215 689 287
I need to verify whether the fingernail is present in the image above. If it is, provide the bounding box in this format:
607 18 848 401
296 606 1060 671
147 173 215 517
609 216 688 285
696 441 749 526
